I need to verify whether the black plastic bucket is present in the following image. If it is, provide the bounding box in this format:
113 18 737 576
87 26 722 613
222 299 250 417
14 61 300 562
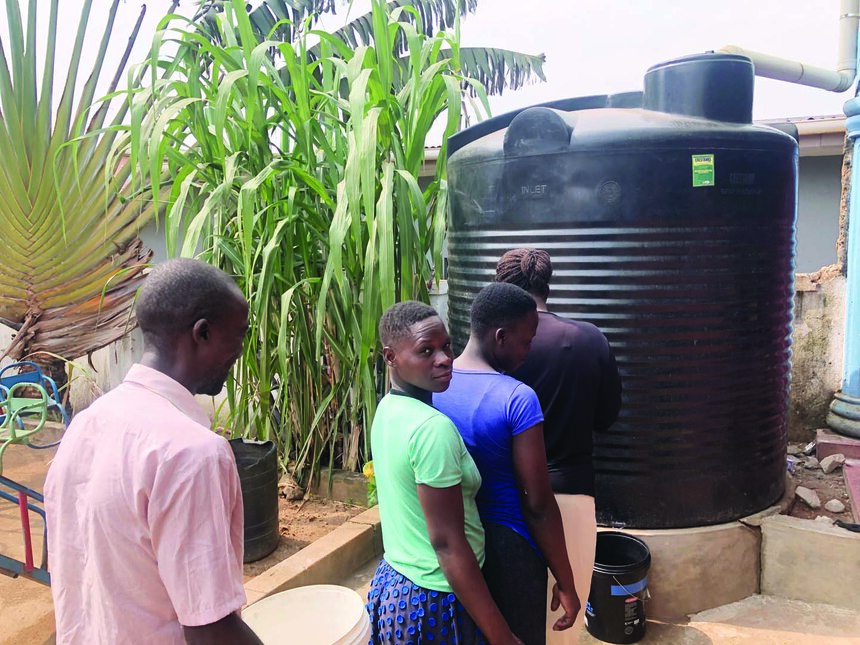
585 531 651 644
229 439 280 563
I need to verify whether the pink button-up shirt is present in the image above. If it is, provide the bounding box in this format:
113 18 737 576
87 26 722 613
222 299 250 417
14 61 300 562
45 364 246 645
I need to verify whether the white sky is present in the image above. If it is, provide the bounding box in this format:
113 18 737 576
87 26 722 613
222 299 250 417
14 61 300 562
456 0 851 120
1 0 852 125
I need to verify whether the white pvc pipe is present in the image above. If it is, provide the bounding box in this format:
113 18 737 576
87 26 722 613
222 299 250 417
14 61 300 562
719 0 859 93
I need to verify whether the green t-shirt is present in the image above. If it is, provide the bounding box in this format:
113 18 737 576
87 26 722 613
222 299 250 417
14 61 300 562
371 392 485 592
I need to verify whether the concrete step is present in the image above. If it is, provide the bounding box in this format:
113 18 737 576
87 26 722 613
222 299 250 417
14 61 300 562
342 560 860 644
845 459 860 522
578 595 860 644
816 429 860 461
337 555 378 601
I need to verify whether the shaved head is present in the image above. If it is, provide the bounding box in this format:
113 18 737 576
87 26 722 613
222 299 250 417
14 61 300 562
136 258 245 351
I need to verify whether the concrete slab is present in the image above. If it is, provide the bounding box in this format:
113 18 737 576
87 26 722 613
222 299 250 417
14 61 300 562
816 429 860 460
576 595 860 644
845 459 860 522
250 502 860 644
761 515 860 611
608 522 760 621
338 555 379 601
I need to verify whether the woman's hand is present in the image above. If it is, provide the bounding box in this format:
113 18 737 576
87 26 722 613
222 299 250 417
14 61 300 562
549 581 581 631
512 423 580 632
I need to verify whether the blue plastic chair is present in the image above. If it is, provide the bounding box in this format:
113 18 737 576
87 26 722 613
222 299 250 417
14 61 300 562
0 382 49 475
0 361 70 428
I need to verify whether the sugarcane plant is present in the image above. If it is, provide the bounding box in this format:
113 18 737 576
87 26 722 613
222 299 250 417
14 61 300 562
0 0 165 400
123 0 503 486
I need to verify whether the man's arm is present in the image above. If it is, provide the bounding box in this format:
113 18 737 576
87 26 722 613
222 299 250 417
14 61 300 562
184 613 263 645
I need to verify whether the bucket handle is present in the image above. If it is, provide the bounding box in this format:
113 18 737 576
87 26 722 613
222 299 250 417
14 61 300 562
610 575 649 600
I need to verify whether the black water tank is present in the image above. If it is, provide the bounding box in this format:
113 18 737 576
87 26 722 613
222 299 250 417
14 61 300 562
446 53 796 529
230 439 280 562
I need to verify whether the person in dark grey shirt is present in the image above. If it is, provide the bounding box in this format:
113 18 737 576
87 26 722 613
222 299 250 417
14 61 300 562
495 248 622 644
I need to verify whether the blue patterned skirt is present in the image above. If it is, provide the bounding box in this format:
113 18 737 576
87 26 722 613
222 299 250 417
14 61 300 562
365 559 486 645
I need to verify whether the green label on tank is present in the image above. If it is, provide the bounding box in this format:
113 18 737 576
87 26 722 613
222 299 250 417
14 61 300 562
692 154 715 187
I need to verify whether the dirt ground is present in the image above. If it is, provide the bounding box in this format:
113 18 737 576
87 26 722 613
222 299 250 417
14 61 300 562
785 441 854 522
243 495 365 580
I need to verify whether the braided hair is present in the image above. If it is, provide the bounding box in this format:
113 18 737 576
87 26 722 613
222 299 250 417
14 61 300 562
494 248 553 300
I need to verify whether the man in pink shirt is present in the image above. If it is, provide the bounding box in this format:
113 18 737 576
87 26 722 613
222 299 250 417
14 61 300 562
45 258 263 644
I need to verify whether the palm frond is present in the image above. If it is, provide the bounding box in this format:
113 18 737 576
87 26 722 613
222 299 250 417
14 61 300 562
243 0 478 42
317 0 478 47
0 0 156 362
453 46 546 95
243 0 542 95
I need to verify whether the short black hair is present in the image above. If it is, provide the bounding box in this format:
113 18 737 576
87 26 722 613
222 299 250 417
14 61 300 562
379 301 439 347
470 282 537 337
136 258 245 349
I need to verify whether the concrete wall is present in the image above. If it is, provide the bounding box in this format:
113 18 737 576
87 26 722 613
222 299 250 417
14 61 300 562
789 269 845 442
67 327 145 413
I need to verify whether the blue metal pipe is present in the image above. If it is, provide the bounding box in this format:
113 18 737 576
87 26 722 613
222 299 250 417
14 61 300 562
827 95 860 437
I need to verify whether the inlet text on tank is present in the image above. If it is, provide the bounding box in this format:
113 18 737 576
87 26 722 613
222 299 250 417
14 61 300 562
521 184 548 197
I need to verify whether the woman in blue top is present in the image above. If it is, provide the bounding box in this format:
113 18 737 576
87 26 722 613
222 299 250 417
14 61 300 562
367 301 524 645
434 283 579 645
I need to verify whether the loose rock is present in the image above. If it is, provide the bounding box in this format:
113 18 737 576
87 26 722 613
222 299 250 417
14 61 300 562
787 444 803 456
795 486 821 509
820 453 846 474
804 457 820 469
825 499 846 513
279 473 305 501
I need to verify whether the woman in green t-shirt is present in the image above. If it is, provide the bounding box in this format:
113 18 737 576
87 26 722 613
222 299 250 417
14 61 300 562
365 301 523 645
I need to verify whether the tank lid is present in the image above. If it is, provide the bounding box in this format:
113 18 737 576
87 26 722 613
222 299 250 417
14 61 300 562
643 52 755 124
446 92 642 158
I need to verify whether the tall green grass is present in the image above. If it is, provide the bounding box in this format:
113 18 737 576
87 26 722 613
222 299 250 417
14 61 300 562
123 0 487 485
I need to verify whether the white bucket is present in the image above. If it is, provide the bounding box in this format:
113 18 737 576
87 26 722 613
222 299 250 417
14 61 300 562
243 584 371 645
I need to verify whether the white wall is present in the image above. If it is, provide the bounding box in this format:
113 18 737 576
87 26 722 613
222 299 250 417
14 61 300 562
796 155 843 273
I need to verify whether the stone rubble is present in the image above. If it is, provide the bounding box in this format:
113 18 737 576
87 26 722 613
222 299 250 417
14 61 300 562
804 457 820 470
278 473 305 501
795 486 821 509
820 453 846 475
825 499 846 513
